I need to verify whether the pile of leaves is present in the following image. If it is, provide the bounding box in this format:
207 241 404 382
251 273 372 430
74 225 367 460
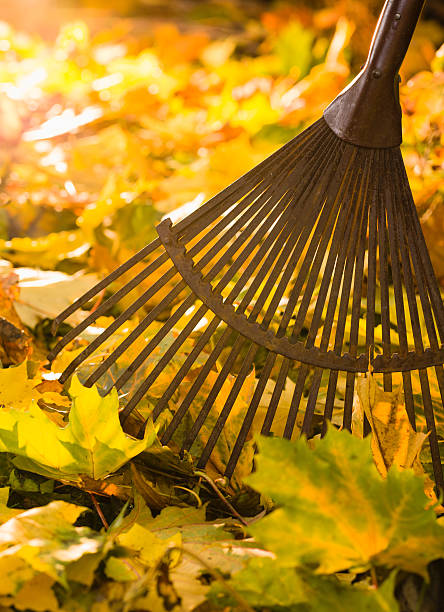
0 1 443 610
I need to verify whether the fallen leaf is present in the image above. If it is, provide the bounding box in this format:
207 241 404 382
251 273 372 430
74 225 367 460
355 375 428 477
247 428 444 577
0 501 104 588
0 374 157 482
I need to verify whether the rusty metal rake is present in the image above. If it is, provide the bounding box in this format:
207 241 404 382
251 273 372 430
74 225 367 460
48 0 444 489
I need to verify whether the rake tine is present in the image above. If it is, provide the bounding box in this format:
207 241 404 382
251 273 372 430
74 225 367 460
225 352 277 477
385 151 415 427
394 159 444 491
395 155 444 438
342 151 374 430
181 334 248 453
81 187 289 386
302 369 324 437
283 364 309 439
378 151 393 392
196 171 338 462
120 125 340 428
308 149 373 434
322 371 339 436
51 123 319 346
116 188 296 404
51 239 162 333
395 151 444 338
197 342 259 469
49 254 174 359
418 368 444 491
365 154 379 355
261 359 291 435
290 158 363 437
361 150 381 435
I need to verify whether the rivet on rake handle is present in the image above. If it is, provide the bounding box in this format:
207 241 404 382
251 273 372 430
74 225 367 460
49 0 444 491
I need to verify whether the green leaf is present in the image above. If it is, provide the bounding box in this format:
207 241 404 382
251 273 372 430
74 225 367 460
0 375 157 482
246 428 444 577
211 560 399 612
105 556 140 582
303 571 399 612
211 558 308 610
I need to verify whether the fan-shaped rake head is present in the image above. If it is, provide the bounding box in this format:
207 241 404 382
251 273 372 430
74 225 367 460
48 113 444 489
48 0 444 489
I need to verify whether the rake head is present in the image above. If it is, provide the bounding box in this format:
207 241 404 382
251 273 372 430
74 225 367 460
47 114 444 488
48 0 444 489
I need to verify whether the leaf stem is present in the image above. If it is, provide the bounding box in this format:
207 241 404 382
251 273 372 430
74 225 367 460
90 492 109 529
370 565 378 588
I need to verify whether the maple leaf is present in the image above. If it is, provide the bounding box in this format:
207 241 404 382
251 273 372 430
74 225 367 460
0 375 157 482
247 428 444 577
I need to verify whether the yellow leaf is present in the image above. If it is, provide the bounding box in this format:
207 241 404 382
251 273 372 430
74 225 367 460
118 522 181 566
11 573 59 612
0 231 89 270
0 374 156 482
355 376 427 478
0 488 21 525
65 552 104 587
0 361 69 412
13 268 99 328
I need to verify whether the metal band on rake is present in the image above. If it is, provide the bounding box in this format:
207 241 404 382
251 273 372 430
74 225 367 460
48 0 444 490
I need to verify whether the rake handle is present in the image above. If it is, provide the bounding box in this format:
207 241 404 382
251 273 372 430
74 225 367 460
365 0 425 77
324 0 425 148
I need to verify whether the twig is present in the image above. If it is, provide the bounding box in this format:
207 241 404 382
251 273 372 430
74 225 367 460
195 470 248 526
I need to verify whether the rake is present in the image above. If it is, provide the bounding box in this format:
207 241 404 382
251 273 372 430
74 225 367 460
48 0 444 490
